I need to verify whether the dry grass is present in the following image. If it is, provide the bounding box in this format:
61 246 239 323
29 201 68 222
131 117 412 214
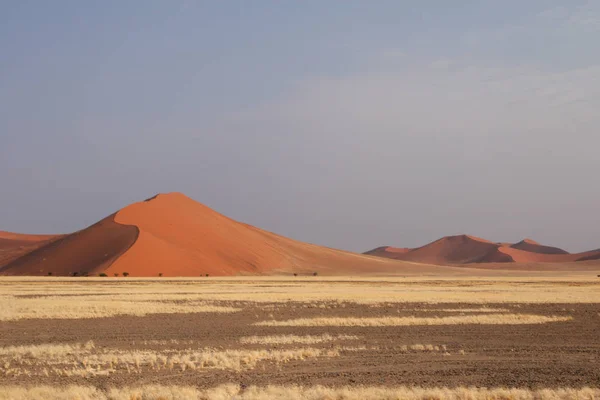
254 313 572 327
240 334 359 345
429 308 511 313
0 341 341 377
0 341 95 358
0 297 240 321
1 384 598 400
2 277 599 308
398 344 447 352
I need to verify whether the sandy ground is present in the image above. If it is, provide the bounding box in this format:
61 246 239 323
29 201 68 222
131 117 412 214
1 277 599 392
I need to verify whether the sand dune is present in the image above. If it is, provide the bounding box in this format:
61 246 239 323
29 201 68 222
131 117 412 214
0 232 61 268
0 193 451 276
106 193 447 276
510 239 569 255
373 235 507 265
0 215 138 276
366 236 600 266
2 194 598 275
363 246 411 259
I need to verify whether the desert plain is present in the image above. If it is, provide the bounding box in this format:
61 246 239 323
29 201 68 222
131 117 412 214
1 275 599 399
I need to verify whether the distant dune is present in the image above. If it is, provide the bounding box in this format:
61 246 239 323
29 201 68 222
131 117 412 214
0 193 451 277
366 235 600 266
510 239 569 255
363 246 410 259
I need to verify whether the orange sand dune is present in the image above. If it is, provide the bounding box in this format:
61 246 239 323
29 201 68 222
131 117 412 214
107 193 449 276
363 246 411 259
0 232 62 267
1 193 456 276
510 239 569 255
381 235 505 265
498 246 600 263
366 235 600 266
3 194 599 275
0 215 138 276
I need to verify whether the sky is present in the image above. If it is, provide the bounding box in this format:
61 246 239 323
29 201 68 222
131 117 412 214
1 1 599 253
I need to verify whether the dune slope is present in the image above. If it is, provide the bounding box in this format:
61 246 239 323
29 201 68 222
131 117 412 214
510 239 569 255
0 216 138 276
363 246 411 259
388 235 508 265
107 193 446 276
0 232 61 267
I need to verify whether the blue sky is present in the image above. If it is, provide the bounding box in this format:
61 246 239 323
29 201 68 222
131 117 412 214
1 1 599 252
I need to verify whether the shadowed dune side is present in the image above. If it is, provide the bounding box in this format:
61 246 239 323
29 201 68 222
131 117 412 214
576 251 600 262
497 246 600 264
0 232 62 267
363 246 411 259
108 193 455 277
510 239 569 255
0 215 138 276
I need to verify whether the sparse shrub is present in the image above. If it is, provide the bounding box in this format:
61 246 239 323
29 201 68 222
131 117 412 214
72 272 78 277
313 272 318 276
47 272 52 276
293 273 298 277
99 273 108 277
205 274 209 277
158 273 163 277
122 272 129 277
114 273 119 277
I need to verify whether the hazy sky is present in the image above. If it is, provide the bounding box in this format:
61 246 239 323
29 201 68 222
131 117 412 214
1 1 599 253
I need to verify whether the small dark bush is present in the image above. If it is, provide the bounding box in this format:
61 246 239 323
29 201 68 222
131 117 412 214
313 272 318 276
99 273 108 277
47 272 52 276
158 273 163 277
122 272 130 277
72 272 79 277
113 273 119 277
205 274 209 277
293 273 297 276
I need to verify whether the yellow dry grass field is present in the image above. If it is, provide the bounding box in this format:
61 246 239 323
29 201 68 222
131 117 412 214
0 276 598 398
1 384 599 400
0 340 343 378
0 275 599 322
254 314 572 327
239 334 360 345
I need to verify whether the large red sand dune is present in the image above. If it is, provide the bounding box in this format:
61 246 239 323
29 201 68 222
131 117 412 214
0 193 454 276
